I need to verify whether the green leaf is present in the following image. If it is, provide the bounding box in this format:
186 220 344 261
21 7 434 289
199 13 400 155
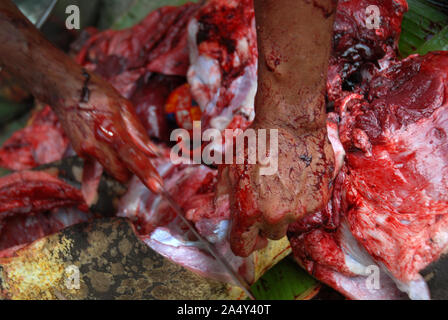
0 95 31 148
0 167 11 177
109 0 197 30
97 0 135 30
0 112 29 147
417 26 448 54
399 0 448 56
0 98 30 127
251 258 319 300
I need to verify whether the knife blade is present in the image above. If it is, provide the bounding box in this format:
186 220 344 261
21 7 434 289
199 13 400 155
14 0 58 29
161 188 256 300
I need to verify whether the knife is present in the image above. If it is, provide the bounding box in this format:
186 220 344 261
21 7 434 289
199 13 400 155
14 0 100 49
14 0 58 29
161 189 256 300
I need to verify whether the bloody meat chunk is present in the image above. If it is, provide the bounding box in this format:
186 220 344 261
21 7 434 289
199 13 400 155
0 171 91 252
0 207 92 252
76 3 201 89
289 52 448 300
187 0 258 135
0 171 87 216
130 74 185 141
0 106 68 170
327 0 408 102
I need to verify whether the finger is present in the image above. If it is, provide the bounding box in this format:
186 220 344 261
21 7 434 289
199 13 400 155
228 165 263 257
253 234 269 252
81 158 103 206
230 220 261 257
115 138 164 194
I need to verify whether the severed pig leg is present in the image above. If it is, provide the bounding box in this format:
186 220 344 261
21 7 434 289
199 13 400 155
0 0 163 193
219 0 337 257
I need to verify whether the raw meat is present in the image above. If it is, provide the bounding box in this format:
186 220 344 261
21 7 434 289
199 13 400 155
0 105 68 170
0 207 92 251
327 0 408 102
187 0 258 137
289 52 448 300
75 4 201 141
130 74 185 141
76 3 201 93
0 171 91 252
0 171 87 216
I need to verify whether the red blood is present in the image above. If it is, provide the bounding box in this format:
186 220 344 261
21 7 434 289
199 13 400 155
121 161 220 235
195 0 257 83
188 0 257 133
341 52 448 283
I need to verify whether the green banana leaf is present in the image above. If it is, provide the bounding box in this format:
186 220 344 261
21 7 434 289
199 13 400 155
0 96 30 149
97 0 135 30
0 98 29 127
0 115 27 146
417 25 448 54
251 258 319 300
399 0 448 56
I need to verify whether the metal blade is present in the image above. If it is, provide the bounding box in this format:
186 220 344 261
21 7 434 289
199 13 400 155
161 188 255 300
14 0 58 29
